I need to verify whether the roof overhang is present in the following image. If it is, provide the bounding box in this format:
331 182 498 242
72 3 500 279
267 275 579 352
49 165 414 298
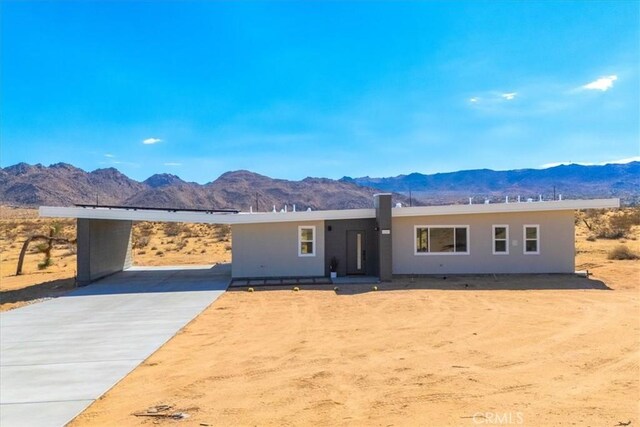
39 198 620 225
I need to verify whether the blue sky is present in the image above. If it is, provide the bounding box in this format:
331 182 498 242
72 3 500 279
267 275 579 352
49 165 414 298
2 1 638 183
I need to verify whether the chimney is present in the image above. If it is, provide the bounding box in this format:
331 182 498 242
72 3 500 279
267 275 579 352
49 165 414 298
374 194 392 282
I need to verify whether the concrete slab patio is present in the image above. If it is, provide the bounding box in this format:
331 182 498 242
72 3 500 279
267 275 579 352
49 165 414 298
0 264 230 427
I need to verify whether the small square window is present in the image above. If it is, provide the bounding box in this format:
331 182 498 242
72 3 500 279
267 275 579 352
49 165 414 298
524 225 540 254
298 226 316 257
492 225 509 255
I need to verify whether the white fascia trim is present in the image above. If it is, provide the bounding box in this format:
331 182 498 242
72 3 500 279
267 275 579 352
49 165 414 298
39 206 375 225
392 198 620 217
39 198 619 224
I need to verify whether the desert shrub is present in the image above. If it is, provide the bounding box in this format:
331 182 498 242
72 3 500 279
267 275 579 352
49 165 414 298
155 250 164 256
200 249 206 254
175 238 188 251
151 246 157 250
586 235 597 242
133 235 150 249
37 258 53 270
608 212 638 236
138 250 146 255
164 222 184 237
607 245 639 260
225 243 232 251
137 222 155 235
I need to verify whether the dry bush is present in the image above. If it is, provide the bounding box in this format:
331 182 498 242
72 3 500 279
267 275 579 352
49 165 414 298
155 250 164 256
133 235 150 249
581 208 640 240
137 222 155 236
175 238 188 251
608 245 640 260
164 222 185 237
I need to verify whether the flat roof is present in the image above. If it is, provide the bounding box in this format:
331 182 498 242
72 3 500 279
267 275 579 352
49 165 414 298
39 198 620 225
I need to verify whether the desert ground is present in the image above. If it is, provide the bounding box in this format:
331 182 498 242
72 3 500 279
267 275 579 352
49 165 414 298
1 206 639 426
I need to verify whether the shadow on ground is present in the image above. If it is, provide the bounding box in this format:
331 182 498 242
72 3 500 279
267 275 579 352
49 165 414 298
1 264 232 310
227 274 612 294
66 263 231 297
0 277 77 309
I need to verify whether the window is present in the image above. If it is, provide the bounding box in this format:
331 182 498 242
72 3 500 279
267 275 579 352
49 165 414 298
298 226 316 256
415 226 469 255
523 225 539 254
492 225 509 255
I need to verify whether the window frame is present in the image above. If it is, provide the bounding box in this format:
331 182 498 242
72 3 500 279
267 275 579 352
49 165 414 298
298 225 316 257
523 224 540 255
492 224 510 255
414 225 470 256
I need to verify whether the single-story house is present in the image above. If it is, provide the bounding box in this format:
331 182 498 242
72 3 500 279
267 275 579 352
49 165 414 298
40 194 619 284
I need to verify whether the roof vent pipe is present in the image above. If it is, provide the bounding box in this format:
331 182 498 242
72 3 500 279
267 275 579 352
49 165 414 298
559 194 562 201
469 197 473 205
395 203 402 208
539 195 543 202
484 199 490 204
250 206 253 213
517 195 521 203
284 205 288 213
505 196 509 204
293 204 296 212
307 207 311 212
273 205 276 213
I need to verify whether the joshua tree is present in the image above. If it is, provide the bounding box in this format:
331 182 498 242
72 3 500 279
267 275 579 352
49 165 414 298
15 223 76 276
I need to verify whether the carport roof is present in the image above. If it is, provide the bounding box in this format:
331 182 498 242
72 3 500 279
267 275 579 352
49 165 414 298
39 198 619 225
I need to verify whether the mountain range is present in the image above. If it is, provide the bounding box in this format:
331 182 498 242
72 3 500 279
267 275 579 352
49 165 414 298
1 161 638 211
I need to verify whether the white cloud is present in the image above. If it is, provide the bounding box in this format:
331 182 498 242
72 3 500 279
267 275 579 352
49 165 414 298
469 97 479 103
501 92 517 100
164 162 182 166
143 137 162 145
581 75 618 91
104 153 115 158
539 156 639 169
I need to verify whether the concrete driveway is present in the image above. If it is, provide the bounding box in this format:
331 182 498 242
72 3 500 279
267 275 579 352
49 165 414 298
0 264 229 427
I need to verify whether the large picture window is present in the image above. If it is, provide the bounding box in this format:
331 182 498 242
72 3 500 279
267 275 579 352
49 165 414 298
298 226 316 256
523 225 540 254
415 226 469 255
492 225 509 255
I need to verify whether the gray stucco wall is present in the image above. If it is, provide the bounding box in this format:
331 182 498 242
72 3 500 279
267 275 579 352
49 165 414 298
392 210 575 274
375 194 393 281
231 220 325 278
77 219 133 285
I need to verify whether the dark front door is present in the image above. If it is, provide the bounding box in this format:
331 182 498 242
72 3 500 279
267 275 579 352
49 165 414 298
346 230 366 275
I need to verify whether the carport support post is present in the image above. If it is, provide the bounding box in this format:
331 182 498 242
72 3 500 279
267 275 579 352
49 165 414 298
77 219 133 286
375 194 392 282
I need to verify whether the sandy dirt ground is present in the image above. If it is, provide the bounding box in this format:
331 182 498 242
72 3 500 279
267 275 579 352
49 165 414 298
66 218 639 426
2 207 638 425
